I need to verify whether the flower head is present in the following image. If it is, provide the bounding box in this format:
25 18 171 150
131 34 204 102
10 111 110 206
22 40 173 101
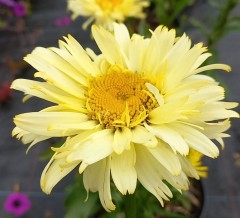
0 81 12 103
67 0 149 30
0 0 14 7
12 2 27 17
4 192 31 216
12 23 239 211
55 16 72 27
188 149 208 178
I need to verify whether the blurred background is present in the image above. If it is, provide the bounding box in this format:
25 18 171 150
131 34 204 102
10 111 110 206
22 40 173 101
0 0 239 217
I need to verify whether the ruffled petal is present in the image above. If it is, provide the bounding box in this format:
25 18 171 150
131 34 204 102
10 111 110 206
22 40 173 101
172 123 219 158
145 124 189 155
135 146 179 206
148 142 182 176
111 147 137 195
66 129 114 172
40 153 79 194
83 158 116 212
131 125 158 148
113 127 132 154
14 112 92 137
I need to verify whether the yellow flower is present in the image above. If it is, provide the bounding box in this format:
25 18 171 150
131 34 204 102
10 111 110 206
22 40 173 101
12 23 239 211
188 149 208 178
67 0 149 30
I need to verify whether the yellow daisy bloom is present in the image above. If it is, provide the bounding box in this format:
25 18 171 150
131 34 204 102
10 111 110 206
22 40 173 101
67 0 149 30
188 149 208 178
12 23 238 211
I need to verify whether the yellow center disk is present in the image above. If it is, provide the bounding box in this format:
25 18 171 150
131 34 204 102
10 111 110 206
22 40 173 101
87 65 158 128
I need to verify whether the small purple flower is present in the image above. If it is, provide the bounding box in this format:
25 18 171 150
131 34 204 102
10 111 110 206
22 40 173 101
4 192 31 217
55 16 72 27
12 2 27 17
0 0 15 7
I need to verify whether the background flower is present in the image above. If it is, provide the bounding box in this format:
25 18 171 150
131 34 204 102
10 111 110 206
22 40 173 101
12 2 27 17
0 0 14 7
11 23 238 211
67 0 149 30
4 192 31 217
55 16 72 27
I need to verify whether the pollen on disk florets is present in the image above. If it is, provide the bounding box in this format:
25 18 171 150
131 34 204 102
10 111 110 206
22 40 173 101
96 0 123 10
86 65 158 128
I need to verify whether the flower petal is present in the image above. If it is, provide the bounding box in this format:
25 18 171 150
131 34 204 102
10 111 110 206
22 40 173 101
173 123 219 158
83 158 116 212
148 142 182 176
92 25 124 66
66 129 114 172
14 112 90 137
177 155 199 179
111 147 137 195
135 146 175 205
145 124 189 155
131 125 158 148
30 47 87 86
113 127 132 154
40 153 79 194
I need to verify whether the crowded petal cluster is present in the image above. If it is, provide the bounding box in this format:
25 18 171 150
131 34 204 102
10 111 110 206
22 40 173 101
67 0 149 30
11 23 238 211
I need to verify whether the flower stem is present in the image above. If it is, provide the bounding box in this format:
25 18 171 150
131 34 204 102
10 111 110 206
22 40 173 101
207 0 238 48
124 193 137 218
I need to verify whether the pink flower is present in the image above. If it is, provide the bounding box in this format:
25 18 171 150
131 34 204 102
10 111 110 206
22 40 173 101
55 16 72 27
0 81 12 103
4 192 31 217
12 2 27 17
0 0 15 7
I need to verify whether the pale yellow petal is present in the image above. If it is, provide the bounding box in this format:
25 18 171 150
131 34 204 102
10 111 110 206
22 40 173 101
12 127 50 152
198 102 239 121
177 155 199 179
24 54 86 99
193 64 231 74
172 123 219 158
83 158 116 212
66 129 114 172
50 46 100 77
60 34 100 76
14 112 89 137
131 125 158 148
31 47 87 86
143 26 176 75
127 34 148 72
11 79 86 112
113 22 130 54
164 43 206 91
148 142 182 176
145 83 164 105
145 124 189 155
148 98 188 124
92 25 124 66
40 154 79 194
113 127 132 154
111 147 137 195
135 146 176 205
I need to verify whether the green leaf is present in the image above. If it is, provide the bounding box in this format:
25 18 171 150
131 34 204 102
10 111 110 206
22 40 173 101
40 141 64 161
64 174 100 218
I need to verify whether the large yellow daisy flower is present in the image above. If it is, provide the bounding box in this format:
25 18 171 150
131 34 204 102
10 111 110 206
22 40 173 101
12 23 238 211
188 149 208 178
67 0 149 30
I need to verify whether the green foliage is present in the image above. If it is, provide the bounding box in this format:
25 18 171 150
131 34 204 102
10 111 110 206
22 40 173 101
64 176 193 218
40 141 64 161
64 174 101 218
152 0 196 27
